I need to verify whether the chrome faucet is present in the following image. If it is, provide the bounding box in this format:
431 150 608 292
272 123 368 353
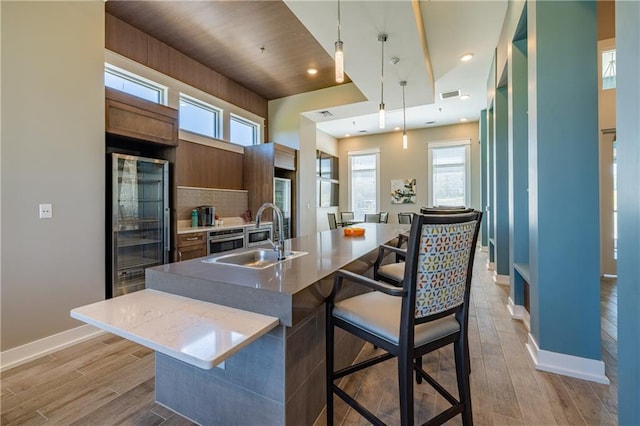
255 202 286 260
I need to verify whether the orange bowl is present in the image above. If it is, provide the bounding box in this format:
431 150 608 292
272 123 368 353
344 227 365 237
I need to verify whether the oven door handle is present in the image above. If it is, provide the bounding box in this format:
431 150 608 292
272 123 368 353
209 236 245 244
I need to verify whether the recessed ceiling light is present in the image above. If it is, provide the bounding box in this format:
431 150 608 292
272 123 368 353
307 68 318 75
345 133 351 137
460 53 474 62
460 94 470 100
394 126 401 131
460 117 468 122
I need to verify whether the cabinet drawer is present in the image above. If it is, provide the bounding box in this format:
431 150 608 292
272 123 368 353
177 232 206 247
177 245 207 262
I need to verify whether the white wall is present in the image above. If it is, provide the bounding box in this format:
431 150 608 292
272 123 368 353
598 38 617 276
1 2 105 354
269 83 365 236
337 122 481 223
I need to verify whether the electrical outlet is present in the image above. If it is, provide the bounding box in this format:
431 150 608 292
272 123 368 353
39 203 52 219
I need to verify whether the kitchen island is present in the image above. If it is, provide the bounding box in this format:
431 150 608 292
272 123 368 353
147 223 406 425
73 223 406 425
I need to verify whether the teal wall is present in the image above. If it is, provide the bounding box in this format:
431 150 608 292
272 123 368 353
509 38 529 304
616 1 640 423
494 86 510 276
487 108 495 263
480 109 488 247
528 1 601 359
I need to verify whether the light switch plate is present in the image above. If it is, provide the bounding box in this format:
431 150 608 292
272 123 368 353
39 203 52 219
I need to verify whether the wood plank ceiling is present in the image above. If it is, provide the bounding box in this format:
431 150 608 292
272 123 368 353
105 0 350 100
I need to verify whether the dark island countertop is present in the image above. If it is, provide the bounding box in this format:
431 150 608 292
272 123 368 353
146 223 407 326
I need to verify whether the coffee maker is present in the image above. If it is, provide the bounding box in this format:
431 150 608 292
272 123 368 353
197 206 215 226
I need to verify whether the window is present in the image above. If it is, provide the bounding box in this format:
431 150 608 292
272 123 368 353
179 95 221 139
230 114 259 146
105 64 166 104
602 49 616 90
427 139 471 207
348 150 379 220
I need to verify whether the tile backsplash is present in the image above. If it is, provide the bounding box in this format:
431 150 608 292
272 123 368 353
177 186 248 220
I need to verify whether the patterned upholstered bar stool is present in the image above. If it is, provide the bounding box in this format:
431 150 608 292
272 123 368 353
376 208 474 286
326 211 482 425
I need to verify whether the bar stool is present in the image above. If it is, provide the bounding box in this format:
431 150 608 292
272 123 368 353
326 211 482 425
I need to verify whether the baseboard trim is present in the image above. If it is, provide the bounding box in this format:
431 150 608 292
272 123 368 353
1 324 105 372
507 297 525 320
486 261 495 271
507 298 530 331
525 334 610 385
493 271 509 286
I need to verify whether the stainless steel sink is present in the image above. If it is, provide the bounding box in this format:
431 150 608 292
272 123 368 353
202 249 307 269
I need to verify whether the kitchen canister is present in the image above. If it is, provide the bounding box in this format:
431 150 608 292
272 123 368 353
191 209 198 227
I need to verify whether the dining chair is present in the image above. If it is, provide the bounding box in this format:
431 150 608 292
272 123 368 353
340 211 354 225
398 212 412 224
379 211 389 223
364 213 381 223
326 211 482 426
327 213 338 230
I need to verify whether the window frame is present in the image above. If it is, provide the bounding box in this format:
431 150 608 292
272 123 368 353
104 64 167 104
347 149 380 220
601 48 616 91
229 113 260 146
427 139 471 208
178 93 223 140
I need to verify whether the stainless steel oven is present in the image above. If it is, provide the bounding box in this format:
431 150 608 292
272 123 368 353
245 225 273 247
208 228 245 254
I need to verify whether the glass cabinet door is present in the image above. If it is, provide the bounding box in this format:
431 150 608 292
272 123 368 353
111 154 168 297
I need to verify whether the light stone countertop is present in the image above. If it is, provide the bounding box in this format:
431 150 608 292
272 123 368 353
147 223 409 326
71 289 278 369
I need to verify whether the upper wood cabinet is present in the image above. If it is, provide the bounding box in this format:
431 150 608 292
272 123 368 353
274 146 296 171
106 87 178 146
176 140 244 190
244 143 297 236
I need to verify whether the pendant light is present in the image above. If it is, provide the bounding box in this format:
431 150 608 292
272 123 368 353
378 34 388 129
400 80 408 149
335 0 344 83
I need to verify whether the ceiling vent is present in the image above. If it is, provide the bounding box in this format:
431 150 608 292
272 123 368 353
358 130 367 133
440 90 461 100
426 121 436 125
318 110 333 117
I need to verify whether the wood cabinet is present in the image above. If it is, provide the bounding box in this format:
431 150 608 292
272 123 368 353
274 147 296 171
176 232 206 261
106 87 178 146
175 140 244 189
244 143 297 237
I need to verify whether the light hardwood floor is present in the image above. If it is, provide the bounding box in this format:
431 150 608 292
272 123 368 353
1 251 617 425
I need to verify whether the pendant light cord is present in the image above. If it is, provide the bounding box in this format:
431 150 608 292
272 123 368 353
337 0 341 42
380 37 385 105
